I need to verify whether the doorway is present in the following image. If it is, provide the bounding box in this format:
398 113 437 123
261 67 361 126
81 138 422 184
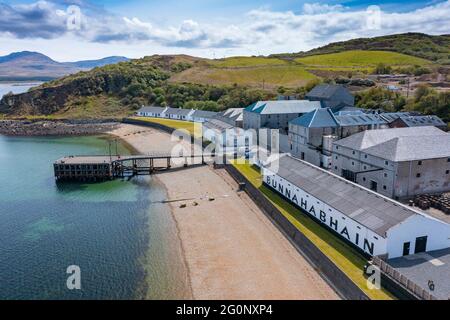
370 180 378 192
415 236 428 254
403 242 410 256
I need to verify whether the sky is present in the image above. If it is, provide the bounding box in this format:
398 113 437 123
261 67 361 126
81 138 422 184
0 0 449 61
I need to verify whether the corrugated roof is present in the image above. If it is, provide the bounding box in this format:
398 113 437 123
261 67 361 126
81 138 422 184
245 100 322 115
334 126 450 161
264 155 421 236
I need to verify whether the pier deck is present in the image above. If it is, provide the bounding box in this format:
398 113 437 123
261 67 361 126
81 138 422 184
54 152 213 181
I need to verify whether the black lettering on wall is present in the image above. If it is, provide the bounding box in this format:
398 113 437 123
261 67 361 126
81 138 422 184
364 239 374 255
340 227 350 240
278 183 284 194
355 233 360 245
292 194 299 204
329 216 338 231
285 188 291 200
301 198 308 210
319 210 326 222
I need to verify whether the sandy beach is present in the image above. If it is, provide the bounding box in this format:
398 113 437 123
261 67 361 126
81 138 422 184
109 123 339 300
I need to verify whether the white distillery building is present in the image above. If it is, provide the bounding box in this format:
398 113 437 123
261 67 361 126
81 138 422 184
262 155 450 259
202 119 254 158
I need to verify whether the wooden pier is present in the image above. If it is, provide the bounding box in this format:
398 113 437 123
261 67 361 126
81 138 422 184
54 152 213 182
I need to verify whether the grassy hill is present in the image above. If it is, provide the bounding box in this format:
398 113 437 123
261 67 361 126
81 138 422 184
295 50 429 68
274 33 450 64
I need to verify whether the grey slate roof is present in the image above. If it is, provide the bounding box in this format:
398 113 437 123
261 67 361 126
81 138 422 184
334 127 450 161
306 84 345 99
137 106 166 114
191 110 217 119
245 100 322 115
291 108 388 128
394 115 446 127
334 113 387 127
203 119 234 132
265 155 421 236
164 107 192 116
379 112 410 122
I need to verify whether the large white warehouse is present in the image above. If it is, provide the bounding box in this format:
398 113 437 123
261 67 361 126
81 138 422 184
262 155 450 259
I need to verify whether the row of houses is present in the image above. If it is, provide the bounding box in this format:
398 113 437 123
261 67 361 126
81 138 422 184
136 106 217 123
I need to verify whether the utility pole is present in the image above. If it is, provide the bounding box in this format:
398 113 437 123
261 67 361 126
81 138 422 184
406 77 410 99
108 140 112 162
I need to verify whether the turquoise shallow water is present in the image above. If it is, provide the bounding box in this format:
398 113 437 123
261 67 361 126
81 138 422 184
0 135 190 300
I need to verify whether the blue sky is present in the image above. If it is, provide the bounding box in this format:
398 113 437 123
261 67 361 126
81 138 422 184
0 0 449 61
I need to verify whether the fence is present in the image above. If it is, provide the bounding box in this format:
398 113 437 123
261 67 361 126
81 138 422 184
224 164 369 300
372 256 438 300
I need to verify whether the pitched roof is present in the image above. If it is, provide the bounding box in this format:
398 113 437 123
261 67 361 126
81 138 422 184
334 126 450 161
306 84 348 99
191 110 217 119
395 115 446 127
334 113 387 127
290 108 339 128
245 100 322 115
264 155 424 236
219 108 244 122
137 106 166 114
203 119 234 132
164 107 193 116
291 108 388 128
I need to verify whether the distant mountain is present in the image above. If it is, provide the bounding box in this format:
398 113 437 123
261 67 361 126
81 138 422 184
67 56 130 69
0 51 129 81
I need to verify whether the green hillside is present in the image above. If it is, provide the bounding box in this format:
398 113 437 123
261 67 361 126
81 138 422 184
274 33 450 64
296 50 429 68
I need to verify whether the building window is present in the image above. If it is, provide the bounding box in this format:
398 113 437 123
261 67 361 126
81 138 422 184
416 173 421 178
418 161 422 166
352 151 356 155
362 177 366 182
364 154 368 159
385 161 389 165
383 185 387 190
446 170 449 175
363 166 367 170
352 161 355 166
335 156 338 160
336 146 339 150
384 173 388 178
334 166 338 170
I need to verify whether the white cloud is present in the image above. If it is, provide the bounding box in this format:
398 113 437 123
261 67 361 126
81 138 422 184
1 0 450 59
302 3 345 15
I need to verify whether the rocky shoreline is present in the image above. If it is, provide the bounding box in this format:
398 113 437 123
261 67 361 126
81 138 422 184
0 119 120 136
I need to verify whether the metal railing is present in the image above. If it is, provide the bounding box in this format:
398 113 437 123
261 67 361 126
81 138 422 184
372 256 439 300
